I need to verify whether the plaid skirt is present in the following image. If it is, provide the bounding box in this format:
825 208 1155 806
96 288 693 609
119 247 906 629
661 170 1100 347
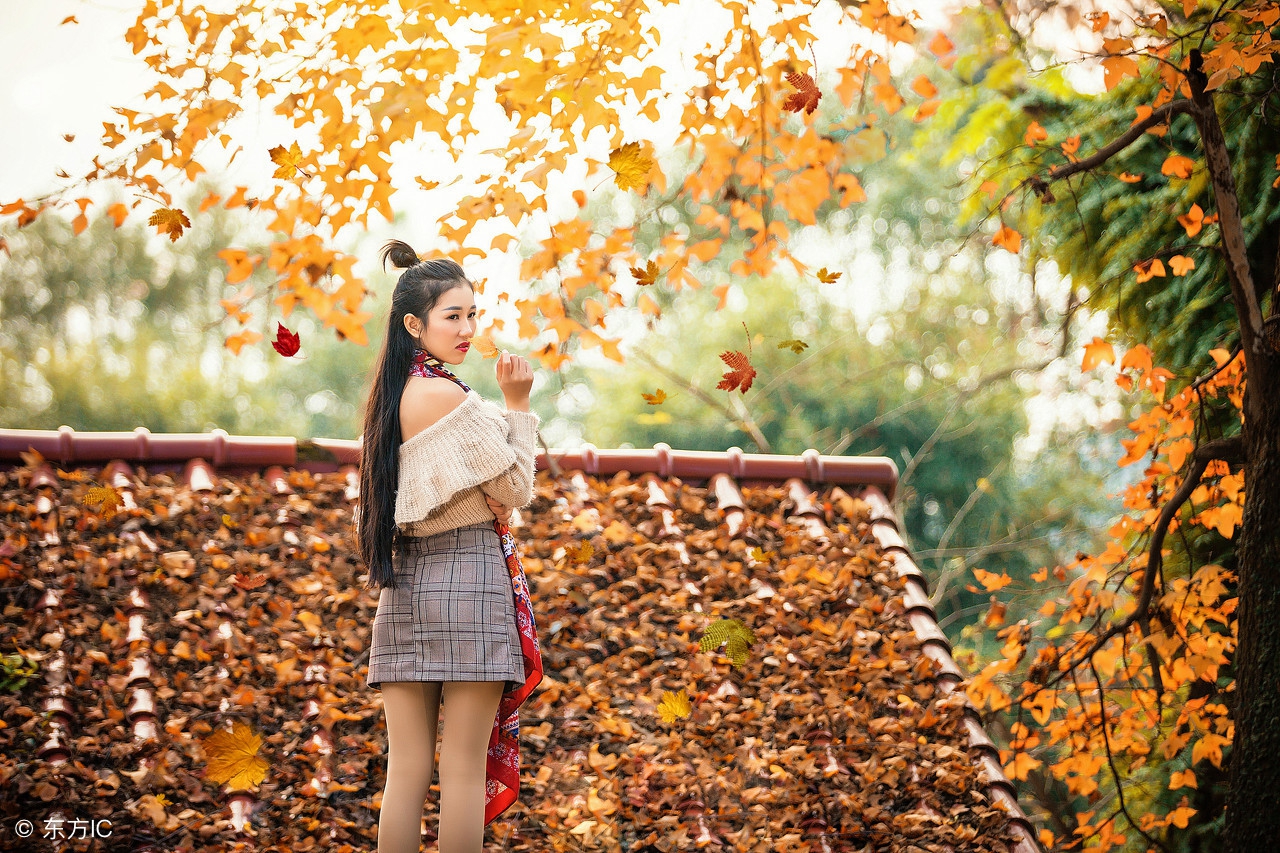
367 521 525 690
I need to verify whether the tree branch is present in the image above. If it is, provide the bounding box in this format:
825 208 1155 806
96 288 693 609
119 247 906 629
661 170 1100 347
1044 100 1193 185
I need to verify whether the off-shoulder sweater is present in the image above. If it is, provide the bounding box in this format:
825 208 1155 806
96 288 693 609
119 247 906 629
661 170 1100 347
393 390 541 538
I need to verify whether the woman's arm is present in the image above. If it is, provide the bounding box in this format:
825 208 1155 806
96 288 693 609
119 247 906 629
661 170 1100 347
477 409 540 509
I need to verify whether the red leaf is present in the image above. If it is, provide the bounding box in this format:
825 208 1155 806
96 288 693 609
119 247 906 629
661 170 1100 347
782 71 822 115
273 323 301 357
716 350 756 393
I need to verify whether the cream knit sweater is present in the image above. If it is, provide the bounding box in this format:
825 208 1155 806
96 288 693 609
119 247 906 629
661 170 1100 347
393 390 541 538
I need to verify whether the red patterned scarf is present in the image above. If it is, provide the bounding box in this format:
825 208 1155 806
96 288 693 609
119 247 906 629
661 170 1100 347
408 348 545 824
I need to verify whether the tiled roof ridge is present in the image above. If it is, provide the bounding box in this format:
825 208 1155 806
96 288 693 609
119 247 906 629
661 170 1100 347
8 437 1042 852
0 426 899 496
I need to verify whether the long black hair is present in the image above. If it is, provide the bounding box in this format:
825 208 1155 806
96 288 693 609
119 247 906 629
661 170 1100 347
358 240 473 589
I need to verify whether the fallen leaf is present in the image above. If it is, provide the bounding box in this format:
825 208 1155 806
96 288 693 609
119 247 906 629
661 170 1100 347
782 71 822 114
148 207 191 242
269 142 305 180
716 350 756 393
608 142 653 192
272 323 301 357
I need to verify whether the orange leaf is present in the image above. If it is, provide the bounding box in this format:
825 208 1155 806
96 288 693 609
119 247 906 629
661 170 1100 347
716 350 756 394
148 207 191 242
1135 258 1167 282
1023 121 1048 146
630 260 659 286
269 141 305 180
973 568 1013 592
608 142 654 192
815 267 841 284
782 71 822 115
992 225 1021 254
1177 203 1205 237
1004 752 1042 781
202 720 269 790
1161 154 1196 178
1060 135 1080 156
107 203 128 227
1169 255 1195 276
911 74 937 98
1117 172 1143 183
641 389 667 405
1101 53 1140 91
225 329 262 355
1081 337 1116 371
927 32 954 56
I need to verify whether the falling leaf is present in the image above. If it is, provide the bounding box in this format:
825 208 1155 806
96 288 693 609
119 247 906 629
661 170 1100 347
630 260 659 286
608 142 653 192
657 688 692 724
1161 154 1195 179
1169 255 1195 276
782 71 822 115
148 207 191 242
641 389 668 405
84 485 123 519
816 267 841 284
716 350 756 394
203 720 269 790
61 15 78 25
272 323 301 357
1023 121 1048 146
269 142 305 179
777 339 808 354
992 225 1021 254
225 329 263 355
414 177 439 191
1081 336 1116 371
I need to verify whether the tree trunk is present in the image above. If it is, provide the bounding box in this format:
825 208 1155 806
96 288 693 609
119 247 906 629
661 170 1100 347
1222 346 1280 851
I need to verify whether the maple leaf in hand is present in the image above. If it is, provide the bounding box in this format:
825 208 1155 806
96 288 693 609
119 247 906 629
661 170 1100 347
782 71 822 114
272 322 300 357
84 485 123 519
716 350 756 393
631 260 659 286
269 142 305 179
148 207 191 242
608 142 654 191
657 688 692 724
641 388 667 405
203 720 269 790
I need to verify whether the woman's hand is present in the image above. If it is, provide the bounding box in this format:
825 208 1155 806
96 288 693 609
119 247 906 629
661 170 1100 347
496 350 533 411
485 493 513 524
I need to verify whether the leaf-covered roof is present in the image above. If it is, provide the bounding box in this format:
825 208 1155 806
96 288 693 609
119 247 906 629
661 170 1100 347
0 453 1037 852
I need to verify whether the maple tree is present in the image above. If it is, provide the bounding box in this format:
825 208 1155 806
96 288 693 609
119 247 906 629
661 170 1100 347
923 2 1280 851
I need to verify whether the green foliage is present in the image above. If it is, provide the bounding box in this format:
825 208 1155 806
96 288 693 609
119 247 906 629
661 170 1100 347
0 653 37 693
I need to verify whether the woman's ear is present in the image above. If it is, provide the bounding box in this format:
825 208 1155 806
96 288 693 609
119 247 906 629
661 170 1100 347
403 313 422 339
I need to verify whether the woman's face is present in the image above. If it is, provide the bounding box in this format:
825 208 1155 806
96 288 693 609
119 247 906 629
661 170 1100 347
418 283 476 365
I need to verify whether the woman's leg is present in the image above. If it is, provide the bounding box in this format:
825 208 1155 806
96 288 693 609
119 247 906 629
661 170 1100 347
437 680 505 853
378 681 443 853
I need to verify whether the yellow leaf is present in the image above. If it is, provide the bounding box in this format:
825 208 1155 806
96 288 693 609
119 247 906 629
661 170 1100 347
269 141 305 180
1169 769 1198 790
992 225 1021 254
630 260 659 286
84 485 123 519
148 207 191 242
777 338 808 354
657 688 692 724
1081 337 1116 371
203 720 269 790
816 267 841 284
1161 154 1196 179
608 142 653 192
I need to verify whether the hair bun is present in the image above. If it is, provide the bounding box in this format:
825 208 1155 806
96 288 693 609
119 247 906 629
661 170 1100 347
380 239 420 271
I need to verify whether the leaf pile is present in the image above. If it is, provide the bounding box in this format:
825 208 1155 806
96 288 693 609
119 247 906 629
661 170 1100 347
0 462 1021 852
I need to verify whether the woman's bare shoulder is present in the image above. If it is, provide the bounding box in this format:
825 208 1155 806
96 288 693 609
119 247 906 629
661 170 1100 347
400 378 469 441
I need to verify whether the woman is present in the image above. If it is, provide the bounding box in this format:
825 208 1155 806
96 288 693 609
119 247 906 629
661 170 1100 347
358 240 544 853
